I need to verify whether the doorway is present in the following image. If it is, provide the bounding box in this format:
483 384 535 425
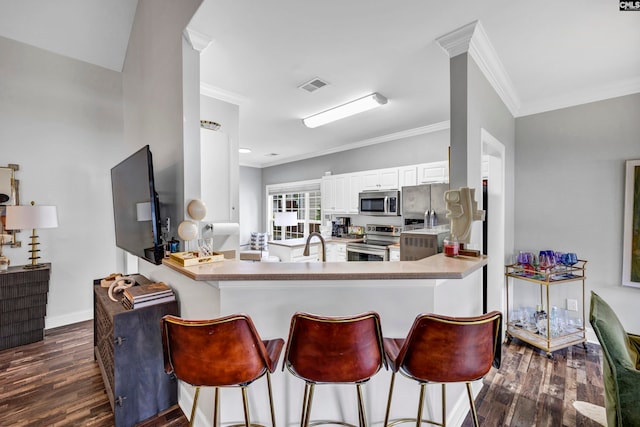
481 129 506 315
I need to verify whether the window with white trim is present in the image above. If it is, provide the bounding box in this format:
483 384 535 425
266 180 322 241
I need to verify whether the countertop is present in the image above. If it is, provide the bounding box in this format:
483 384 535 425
267 236 364 247
162 253 487 282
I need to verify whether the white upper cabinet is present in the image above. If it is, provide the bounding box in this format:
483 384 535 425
361 167 399 191
321 176 335 214
398 166 417 188
347 173 363 214
321 174 348 214
417 161 449 184
321 162 447 217
333 174 348 213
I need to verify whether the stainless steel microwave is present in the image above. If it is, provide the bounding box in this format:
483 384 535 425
358 190 401 216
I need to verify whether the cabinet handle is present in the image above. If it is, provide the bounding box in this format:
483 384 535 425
115 396 127 406
114 336 126 346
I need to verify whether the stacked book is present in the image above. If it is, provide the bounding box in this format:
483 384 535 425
122 282 175 309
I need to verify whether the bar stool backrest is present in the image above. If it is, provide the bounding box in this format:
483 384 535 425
284 311 385 384
162 314 275 387
397 311 502 383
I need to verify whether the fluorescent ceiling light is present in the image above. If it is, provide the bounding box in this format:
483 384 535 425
302 93 388 128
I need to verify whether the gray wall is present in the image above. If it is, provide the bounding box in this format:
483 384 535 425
261 129 450 186
0 36 124 327
240 166 264 246
122 0 203 255
515 93 640 333
466 56 516 253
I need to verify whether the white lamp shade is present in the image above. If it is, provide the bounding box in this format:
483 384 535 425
274 212 298 227
5 204 58 230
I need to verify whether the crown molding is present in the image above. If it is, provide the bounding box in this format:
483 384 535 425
467 22 520 116
516 76 640 117
183 26 214 52
259 121 451 168
200 82 248 105
437 20 521 117
436 21 477 58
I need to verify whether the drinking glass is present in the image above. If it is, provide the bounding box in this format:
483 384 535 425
198 238 214 257
561 252 578 276
516 251 528 265
547 252 557 271
539 254 551 272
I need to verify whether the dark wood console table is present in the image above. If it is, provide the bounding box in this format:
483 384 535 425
0 263 50 350
93 275 179 427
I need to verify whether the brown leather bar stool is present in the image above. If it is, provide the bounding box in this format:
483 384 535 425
283 311 386 427
161 314 284 427
383 311 502 427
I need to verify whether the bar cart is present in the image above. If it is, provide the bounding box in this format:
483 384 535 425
504 260 587 357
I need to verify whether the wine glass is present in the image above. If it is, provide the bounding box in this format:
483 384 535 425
539 254 551 272
547 252 557 271
561 252 578 276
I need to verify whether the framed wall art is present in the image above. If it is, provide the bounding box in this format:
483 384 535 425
622 159 640 288
0 164 20 247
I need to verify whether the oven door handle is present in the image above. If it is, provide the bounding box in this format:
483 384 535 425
347 247 387 257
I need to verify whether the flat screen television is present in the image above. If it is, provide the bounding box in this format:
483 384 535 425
111 145 164 265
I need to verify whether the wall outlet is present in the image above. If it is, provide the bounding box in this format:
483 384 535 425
567 298 579 312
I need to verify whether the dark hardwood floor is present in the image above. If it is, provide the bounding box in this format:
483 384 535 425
0 321 604 426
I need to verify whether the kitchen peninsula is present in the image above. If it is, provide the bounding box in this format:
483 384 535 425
139 254 487 427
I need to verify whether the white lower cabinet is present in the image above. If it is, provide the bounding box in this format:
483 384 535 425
326 242 347 262
268 243 320 262
389 246 400 262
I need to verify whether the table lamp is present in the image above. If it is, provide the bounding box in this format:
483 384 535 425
274 211 298 240
5 201 58 269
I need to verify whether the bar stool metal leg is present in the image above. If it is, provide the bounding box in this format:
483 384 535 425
416 383 426 427
465 382 479 427
441 384 446 427
190 386 201 427
303 383 316 427
241 386 251 427
356 383 367 427
267 372 277 427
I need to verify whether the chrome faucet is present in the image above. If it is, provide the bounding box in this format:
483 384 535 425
303 232 326 262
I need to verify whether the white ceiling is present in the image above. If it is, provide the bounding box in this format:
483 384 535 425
1 0 639 168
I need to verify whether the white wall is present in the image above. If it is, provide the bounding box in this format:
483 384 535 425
515 93 640 334
0 36 125 327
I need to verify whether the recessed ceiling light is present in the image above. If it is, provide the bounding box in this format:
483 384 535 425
238 148 252 154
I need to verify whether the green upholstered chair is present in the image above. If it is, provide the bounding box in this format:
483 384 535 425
589 292 640 427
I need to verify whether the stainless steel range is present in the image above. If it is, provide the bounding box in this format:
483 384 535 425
346 224 402 261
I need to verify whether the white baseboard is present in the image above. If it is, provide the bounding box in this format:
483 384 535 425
45 309 93 330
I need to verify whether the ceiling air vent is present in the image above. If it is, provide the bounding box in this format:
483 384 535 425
298 77 329 93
